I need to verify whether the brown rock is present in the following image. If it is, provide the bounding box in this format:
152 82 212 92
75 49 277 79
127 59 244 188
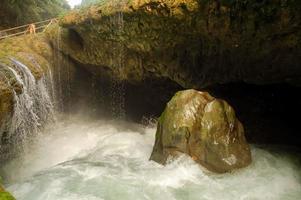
150 89 252 173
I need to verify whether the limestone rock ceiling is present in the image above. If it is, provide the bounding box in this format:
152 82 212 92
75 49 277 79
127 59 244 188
50 0 301 88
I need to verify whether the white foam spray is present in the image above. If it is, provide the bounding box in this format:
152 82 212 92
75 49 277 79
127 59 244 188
2 115 301 200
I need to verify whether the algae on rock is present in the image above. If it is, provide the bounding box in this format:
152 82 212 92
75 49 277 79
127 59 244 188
46 0 301 88
150 89 252 173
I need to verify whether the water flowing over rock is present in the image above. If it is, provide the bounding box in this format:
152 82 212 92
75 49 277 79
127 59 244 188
150 89 252 173
0 58 54 160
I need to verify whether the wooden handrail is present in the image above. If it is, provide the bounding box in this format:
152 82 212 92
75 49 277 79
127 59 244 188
0 18 56 34
0 18 58 40
0 31 27 40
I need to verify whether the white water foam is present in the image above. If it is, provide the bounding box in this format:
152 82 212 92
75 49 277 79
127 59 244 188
2 115 301 200
0 58 54 156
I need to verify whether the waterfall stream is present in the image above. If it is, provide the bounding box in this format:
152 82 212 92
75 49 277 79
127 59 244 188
0 58 54 159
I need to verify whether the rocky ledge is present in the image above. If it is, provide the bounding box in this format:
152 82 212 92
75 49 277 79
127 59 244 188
49 0 301 88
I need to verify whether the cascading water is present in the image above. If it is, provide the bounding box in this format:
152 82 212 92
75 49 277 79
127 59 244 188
109 2 126 120
0 57 54 159
50 25 74 114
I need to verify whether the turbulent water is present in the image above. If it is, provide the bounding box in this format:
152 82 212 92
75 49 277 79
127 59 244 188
1 115 300 200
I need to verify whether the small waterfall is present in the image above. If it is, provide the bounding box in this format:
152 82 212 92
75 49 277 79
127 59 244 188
109 2 127 120
51 26 73 113
0 58 54 158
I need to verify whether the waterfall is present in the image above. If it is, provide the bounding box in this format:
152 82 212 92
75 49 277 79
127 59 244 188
0 58 54 159
109 2 126 120
51 26 73 113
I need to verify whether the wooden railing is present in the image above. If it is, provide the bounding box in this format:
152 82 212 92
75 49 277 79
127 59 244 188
0 18 58 40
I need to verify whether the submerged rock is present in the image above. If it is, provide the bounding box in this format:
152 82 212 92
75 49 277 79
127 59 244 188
150 89 251 173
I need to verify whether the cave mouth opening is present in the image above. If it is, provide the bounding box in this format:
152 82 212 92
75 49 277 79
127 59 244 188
67 28 85 50
64 64 301 148
2 63 301 199
206 82 301 147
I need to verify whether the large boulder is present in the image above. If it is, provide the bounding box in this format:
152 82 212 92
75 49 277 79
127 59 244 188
150 89 252 173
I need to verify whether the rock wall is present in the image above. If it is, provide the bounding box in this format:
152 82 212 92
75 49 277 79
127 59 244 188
0 35 53 137
49 0 301 88
0 34 77 160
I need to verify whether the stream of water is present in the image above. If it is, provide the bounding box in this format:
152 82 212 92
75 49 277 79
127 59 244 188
1 115 301 200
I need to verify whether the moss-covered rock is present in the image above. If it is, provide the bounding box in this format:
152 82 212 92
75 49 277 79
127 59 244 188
47 0 301 88
0 34 54 129
0 31 77 160
0 35 54 78
150 89 251 173
0 185 15 200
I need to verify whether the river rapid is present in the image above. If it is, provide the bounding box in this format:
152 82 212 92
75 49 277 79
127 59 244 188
1 115 301 200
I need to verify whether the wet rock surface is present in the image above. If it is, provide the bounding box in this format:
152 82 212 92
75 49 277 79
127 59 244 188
0 35 77 161
49 0 301 88
150 89 252 173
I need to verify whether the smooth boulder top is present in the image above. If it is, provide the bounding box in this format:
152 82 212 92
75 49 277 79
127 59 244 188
150 89 252 173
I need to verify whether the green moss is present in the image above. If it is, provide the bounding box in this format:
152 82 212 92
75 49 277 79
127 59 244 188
0 33 54 79
150 89 251 173
0 192 15 200
0 185 15 200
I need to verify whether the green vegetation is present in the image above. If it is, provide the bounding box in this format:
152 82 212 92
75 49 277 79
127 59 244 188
0 0 69 28
0 183 15 200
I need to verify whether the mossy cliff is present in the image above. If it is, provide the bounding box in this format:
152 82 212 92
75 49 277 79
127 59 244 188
47 0 301 88
0 35 54 127
0 33 76 161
